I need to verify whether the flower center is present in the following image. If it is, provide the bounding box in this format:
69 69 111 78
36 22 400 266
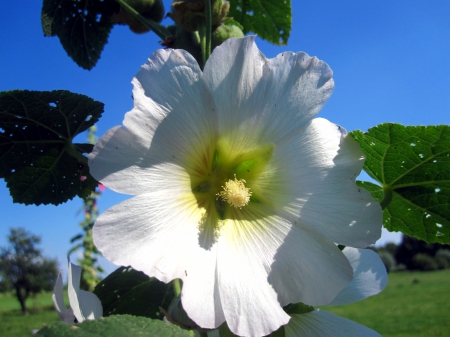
217 175 252 209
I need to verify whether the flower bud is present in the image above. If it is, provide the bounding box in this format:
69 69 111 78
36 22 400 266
112 0 165 34
169 0 230 32
211 24 245 50
162 25 202 65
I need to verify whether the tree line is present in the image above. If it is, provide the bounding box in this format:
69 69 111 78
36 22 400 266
374 235 450 272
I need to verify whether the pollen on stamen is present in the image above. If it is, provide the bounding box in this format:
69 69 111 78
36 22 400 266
217 175 252 208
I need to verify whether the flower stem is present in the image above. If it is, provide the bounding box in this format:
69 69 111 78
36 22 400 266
114 0 171 40
380 185 393 210
199 0 212 68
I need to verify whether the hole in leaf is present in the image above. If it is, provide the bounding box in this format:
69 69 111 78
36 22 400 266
426 214 431 218
436 223 443 228
411 143 416 146
433 159 438 163
0 128 4 133
436 231 443 236
419 153 424 158
435 188 441 193
49 102 57 107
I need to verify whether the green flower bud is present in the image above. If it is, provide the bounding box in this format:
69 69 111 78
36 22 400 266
162 25 202 65
112 0 165 34
211 24 245 50
169 0 230 32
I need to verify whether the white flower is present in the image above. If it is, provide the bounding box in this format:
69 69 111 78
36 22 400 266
52 261 103 323
88 36 382 337
285 248 388 337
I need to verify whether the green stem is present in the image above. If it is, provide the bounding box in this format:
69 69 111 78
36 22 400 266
380 185 393 210
199 0 212 68
115 0 171 40
173 279 181 296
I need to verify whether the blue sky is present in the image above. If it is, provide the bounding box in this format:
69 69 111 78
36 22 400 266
1 0 450 278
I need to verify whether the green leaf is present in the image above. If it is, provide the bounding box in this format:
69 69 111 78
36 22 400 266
228 0 291 45
0 90 103 205
41 0 119 70
351 124 450 244
93 267 176 319
35 314 192 337
283 302 314 315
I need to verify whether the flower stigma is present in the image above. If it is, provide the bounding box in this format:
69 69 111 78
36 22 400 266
217 175 252 209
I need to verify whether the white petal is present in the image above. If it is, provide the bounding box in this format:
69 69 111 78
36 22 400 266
328 248 388 306
52 271 74 323
68 262 102 322
77 290 103 320
266 223 353 307
215 205 352 336
286 309 381 337
204 36 334 154
217 217 290 337
93 193 226 329
68 262 86 322
89 47 217 195
267 118 382 247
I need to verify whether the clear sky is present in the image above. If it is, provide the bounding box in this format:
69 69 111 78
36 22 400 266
1 0 450 278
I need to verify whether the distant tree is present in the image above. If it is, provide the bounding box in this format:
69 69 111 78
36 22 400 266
395 235 450 271
0 228 58 315
383 243 398 256
377 251 396 273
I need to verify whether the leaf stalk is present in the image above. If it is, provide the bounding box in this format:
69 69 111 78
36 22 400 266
380 185 393 210
114 0 171 40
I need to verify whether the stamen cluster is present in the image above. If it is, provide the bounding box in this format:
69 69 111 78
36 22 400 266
217 175 252 208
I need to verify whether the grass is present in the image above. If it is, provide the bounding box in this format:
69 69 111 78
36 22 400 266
0 292 63 337
1 270 449 336
323 269 450 336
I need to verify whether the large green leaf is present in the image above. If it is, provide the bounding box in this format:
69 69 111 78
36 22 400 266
351 124 450 244
41 0 119 70
228 0 291 45
0 90 103 205
93 266 176 319
36 314 191 336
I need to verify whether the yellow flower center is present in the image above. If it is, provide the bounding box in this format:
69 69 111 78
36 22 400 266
217 175 252 208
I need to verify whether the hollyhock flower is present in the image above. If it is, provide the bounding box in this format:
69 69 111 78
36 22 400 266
284 248 388 337
88 37 381 336
52 260 103 323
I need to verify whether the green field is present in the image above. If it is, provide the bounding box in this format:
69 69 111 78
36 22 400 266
323 269 450 336
0 292 61 336
1 270 449 336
